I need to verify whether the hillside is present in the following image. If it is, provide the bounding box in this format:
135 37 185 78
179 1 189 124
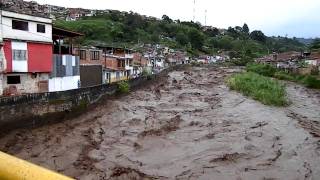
296 38 315 45
55 11 306 58
1 0 306 58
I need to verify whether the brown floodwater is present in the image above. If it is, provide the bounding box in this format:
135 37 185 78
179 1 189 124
0 66 319 180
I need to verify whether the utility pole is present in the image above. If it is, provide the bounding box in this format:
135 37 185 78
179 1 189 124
193 0 196 22
205 9 207 26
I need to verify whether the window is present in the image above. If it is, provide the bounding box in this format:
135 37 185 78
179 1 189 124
90 51 100 60
13 50 27 61
37 24 45 33
12 20 28 31
7 76 21 84
79 50 86 60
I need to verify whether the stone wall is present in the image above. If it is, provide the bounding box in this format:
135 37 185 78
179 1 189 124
2 73 49 95
0 65 180 134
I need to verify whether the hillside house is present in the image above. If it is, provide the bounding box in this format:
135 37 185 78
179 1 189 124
76 46 134 84
133 53 149 76
0 10 53 95
75 47 104 87
197 55 210 64
256 51 303 71
305 52 320 66
97 46 134 83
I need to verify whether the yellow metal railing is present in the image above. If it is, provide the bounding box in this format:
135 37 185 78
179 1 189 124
0 151 74 180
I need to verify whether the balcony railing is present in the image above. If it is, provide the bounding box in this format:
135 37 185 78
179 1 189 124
125 54 134 59
53 45 74 55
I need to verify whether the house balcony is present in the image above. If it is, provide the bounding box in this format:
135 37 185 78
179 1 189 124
125 54 134 59
54 45 75 55
125 65 133 71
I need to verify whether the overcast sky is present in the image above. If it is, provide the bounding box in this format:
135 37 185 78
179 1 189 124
29 0 320 38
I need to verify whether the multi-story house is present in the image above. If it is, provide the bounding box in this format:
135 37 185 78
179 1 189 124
49 27 83 92
133 52 148 77
75 47 104 87
0 10 53 95
96 46 134 83
76 46 134 85
108 47 134 77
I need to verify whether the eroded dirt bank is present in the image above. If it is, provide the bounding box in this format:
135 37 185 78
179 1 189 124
0 66 320 180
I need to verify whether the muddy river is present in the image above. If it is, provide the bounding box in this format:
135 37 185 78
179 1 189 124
0 66 320 180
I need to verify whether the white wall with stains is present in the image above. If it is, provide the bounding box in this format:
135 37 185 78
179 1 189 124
49 76 80 92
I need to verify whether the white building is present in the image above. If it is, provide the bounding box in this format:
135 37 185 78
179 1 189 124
0 10 53 95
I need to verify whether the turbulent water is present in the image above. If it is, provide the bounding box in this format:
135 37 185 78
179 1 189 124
0 66 319 180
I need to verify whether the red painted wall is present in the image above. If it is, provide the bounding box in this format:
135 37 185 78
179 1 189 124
28 43 52 73
3 41 12 72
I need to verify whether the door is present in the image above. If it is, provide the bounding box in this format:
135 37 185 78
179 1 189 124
38 80 49 92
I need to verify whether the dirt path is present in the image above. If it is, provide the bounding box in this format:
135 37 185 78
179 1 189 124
0 66 319 180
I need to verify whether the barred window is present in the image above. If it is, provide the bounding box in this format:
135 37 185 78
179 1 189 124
90 51 100 60
79 50 86 60
13 50 27 61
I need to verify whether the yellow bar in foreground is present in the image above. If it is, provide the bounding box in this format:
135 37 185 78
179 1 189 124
0 151 74 180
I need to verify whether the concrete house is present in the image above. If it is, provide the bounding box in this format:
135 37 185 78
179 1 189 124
75 47 104 87
305 52 320 66
49 27 83 92
75 46 134 86
97 46 134 83
0 10 53 95
167 51 188 66
133 52 148 77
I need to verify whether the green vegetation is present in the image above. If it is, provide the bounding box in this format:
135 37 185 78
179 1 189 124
246 63 320 89
117 81 130 93
310 38 320 50
142 68 152 76
54 11 305 57
227 72 287 106
190 61 202 66
273 71 295 81
246 63 277 77
303 76 320 89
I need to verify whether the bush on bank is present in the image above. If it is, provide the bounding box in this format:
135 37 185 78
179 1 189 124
246 63 320 89
117 81 130 94
227 72 288 106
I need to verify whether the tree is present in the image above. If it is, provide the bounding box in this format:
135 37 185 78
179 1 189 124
235 26 243 32
162 15 173 24
176 32 189 46
310 38 320 50
250 30 267 43
219 35 234 50
242 23 249 34
227 27 240 38
188 28 204 49
204 27 220 37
